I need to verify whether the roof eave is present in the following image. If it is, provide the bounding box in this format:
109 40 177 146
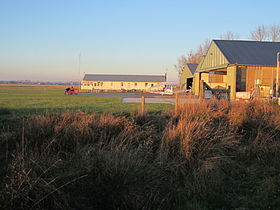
198 64 229 72
236 64 276 67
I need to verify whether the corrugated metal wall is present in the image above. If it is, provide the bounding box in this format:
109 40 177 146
200 42 229 70
179 66 194 88
244 65 275 91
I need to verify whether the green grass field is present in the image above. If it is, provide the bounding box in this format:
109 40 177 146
0 85 65 94
0 85 173 116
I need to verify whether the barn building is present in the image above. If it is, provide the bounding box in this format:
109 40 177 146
81 74 166 91
193 40 280 99
179 63 198 90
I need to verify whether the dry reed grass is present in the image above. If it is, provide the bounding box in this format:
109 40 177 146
1 99 280 209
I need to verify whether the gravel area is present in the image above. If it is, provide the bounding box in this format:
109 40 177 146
78 92 174 98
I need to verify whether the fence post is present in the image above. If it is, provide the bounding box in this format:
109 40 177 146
22 118 25 157
227 86 231 101
141 96 145 115
175 93 179 114
200 80 204 98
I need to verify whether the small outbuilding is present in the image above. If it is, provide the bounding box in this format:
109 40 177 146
193 40 280 99
81 73 166 91
179 64 198 90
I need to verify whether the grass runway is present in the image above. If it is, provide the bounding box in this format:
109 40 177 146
0 85 172 116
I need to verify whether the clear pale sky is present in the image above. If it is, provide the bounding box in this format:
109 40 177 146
1 0 280 82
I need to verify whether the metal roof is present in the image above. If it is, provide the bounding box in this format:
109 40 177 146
83 74 166 82
214 40 280 66
186 64 198 74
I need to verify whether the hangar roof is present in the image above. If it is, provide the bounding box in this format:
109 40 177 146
83 74 166 82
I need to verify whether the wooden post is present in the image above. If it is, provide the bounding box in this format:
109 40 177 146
227 86 231 101
200 80 205 98
227 65 236 100
22 118 25 157
141 96 145 115
175 93 179 114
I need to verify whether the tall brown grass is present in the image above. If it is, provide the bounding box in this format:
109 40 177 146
1 99 280 209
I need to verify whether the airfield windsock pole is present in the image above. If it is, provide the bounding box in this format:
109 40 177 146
276 52 280 98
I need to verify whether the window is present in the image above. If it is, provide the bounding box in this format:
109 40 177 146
145 83 148 87
134 83 137 86
94 83 96 86
101 82 103 86
111 82 113 86
209 72 214 83
209 71 225 83
151 84 154 87
121 82 124 86
236 67 247 91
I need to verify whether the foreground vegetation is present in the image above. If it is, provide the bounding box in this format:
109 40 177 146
1 99 280 209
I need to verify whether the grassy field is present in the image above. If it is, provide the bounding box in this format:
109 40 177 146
0 84 67 94
0 85 172 116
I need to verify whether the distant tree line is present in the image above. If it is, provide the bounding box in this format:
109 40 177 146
175 24 280 76
250 24 280 42
0 80 80 85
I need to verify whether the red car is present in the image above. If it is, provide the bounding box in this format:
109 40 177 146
65 87 78 95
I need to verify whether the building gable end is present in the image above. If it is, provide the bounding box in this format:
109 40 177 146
199 41 229 71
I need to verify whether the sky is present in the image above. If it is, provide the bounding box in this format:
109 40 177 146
1 0 280 82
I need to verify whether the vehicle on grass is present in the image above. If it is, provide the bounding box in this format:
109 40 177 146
65 87 78 95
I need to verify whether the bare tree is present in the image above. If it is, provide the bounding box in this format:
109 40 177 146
250 25 268 41
220 31 240 40
196 39 210 58
175 39 210 76
187 39 210 63
174 55 188 76
269 24 280 42
186 50 198 64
